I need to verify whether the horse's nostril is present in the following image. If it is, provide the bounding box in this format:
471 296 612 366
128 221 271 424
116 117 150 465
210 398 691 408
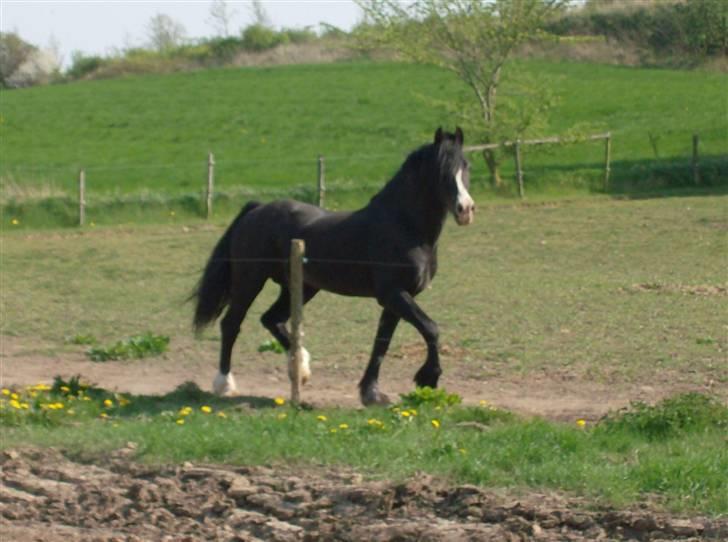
456 203 464 214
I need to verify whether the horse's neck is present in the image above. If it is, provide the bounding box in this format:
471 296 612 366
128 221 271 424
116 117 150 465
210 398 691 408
369 170 447 247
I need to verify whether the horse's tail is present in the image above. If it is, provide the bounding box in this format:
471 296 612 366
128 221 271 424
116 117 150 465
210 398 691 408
191 201 261 333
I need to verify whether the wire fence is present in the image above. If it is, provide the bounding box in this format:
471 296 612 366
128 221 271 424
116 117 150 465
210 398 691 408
2 130 712 228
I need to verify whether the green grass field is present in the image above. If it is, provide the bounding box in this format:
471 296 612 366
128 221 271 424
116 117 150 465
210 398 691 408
1 60 726 228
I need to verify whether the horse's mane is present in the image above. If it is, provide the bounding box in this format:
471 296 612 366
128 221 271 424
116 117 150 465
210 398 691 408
368 143 434 208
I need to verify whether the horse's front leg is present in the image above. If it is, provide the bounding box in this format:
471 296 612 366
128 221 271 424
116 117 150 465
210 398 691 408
377 289 442 390
359 308 400 405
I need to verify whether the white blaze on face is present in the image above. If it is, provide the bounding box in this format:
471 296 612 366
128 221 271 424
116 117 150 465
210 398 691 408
454 167 475 225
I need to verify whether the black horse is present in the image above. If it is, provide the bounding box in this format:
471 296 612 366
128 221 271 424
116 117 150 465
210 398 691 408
192 127 475 405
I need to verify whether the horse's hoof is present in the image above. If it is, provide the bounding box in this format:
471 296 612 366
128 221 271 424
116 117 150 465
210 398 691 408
288 348 312 385
360 388 391 406
213 371 237 396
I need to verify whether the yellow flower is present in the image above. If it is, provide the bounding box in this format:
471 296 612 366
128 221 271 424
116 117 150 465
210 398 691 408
99 412 109 419
401 410 411 418
409 409 417 416
33 384 51 391
316 415 327 422
330 428 338 433
367 418 383 427
1 389 10 396
9 399 21 409
200 405 213 414
103 399 113 408
274 397 286 406
20 403 29 409
169 211 176 217
576 419 587 428
459 448 467 455
179 406 193 416
277 413 287 420
53 402 65 409
176 418 185 425
11 218 19 226
67 409 75 415
431 419 441 429
217 411 227 418
479 400 489 407
339 423 349 430
118 397 131 407
60 386 71 393
10 392 19 401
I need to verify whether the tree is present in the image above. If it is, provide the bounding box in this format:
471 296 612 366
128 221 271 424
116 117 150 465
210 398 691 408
356 0 567 187
0 32 36 87
207 0 238 37
147 13 187 53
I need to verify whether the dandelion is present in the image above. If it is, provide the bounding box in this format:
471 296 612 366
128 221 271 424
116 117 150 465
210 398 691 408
409 409 417 416
169 211 176 217
431 419 441 429
99 413 109 419
10 393 19 401
103 399 113 408
60 386 71 393
67 409 75 415
401 410 411 418
316 415 327 422
1 389 10 396
179 406 193 416
33 384 51 391
330 428 338 433
11 218 19 226
274 397 286 406
200 405 213 414
20 402 29 409
217 411 227 418
176 418 185 425
118 397 131 407
576 419 586 428
479 400 489 407
9 399 21 409
339 423 349 430
367 418 384 428
277 413 287 420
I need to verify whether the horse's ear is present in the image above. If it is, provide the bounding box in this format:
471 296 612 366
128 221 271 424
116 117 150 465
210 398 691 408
455 127 464 146
434 127 444 145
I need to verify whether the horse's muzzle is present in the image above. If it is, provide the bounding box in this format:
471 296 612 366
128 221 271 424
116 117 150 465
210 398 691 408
454 202 475 225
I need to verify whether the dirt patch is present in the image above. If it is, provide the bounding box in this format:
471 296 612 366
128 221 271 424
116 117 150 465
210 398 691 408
2 447 725 542
2 335 720 423
624 283 728 297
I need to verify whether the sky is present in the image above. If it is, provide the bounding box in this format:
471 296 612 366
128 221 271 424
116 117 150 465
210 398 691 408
0 1 363 67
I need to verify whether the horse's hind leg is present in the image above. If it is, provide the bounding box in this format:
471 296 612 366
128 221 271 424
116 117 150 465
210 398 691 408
214 273 266 396
359 308 400 406
260 285 318 383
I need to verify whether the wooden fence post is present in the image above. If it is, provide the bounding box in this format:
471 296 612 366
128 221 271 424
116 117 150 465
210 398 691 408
514 140 525 199
206 152 215 219
78 169 86 226
317 155 326 208
289 239 305 404
692 134 700 185
604 133 612 190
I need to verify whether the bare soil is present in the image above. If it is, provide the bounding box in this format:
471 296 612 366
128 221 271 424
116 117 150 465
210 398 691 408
2 335 721 423
2 447 727 542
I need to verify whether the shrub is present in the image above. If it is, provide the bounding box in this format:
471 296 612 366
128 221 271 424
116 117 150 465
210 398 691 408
67 52 105 79
241 24 286 52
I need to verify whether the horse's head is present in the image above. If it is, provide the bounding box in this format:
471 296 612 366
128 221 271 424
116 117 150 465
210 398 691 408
433 127 475 226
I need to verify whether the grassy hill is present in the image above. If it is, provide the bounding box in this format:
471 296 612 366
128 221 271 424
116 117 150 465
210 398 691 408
1 60 726 227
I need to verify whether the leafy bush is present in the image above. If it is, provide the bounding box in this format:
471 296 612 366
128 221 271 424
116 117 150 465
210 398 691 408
258 339 285 354
67 52 105 79
399 387 462 409
597 392 728 440
88 332 170 361
241 24 286 52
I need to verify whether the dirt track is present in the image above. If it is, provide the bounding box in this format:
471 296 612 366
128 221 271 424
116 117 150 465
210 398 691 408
2 448 726 542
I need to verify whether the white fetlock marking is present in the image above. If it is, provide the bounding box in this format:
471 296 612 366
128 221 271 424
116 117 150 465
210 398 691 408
213 371 237 396
288 347 312 385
